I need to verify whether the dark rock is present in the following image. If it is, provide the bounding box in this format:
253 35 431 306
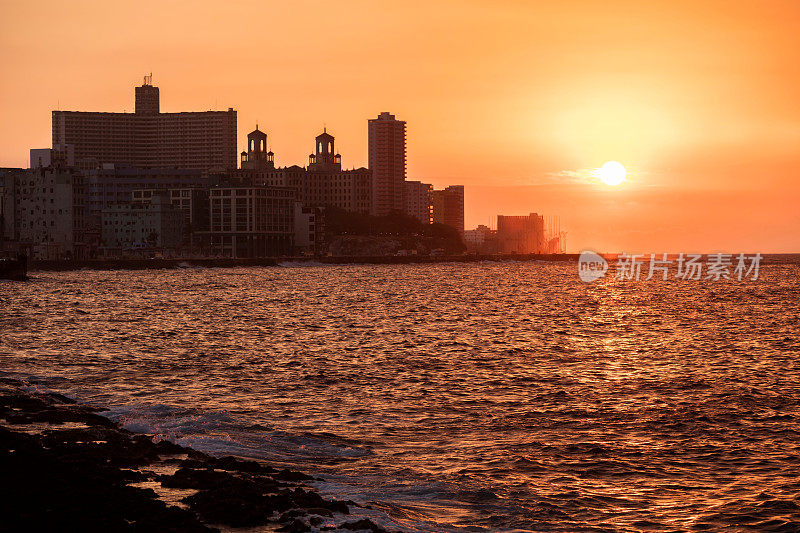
277 518 312 532
161 466 240 489
211 455 276 474
182 485 274 527
47 392 78 404
274 467 315 481
336 518 389 532
1 383 350 532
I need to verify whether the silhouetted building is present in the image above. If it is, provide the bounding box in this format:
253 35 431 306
257 165 305 194
497 213 544 253
134 75 159 114
305 129 371 214
369 112 406 216
240 127 274 171
240 126 371 214
132 188 209 246
81 165 207 253
432 185 464 233
4 167 86 259
52 75 237 170
464 224 498 253
0 169 19 248
207 180 295 258
404 180 432 224
294 204 324 255
30 145 75 169
101 193 185 253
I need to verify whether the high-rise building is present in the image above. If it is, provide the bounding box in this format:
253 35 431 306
368 112 406 216
404 180 432 224
497 213 544 253
432 185 464 233
52 75 237 170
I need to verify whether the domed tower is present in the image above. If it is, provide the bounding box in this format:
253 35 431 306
241 126 274 170
308 128 341 171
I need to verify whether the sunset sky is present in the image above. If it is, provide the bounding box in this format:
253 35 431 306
1 0 799 252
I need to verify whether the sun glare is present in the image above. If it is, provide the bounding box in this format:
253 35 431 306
593 161 627 186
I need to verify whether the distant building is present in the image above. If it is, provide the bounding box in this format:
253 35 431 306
239 127 371 215
52 75 237 170
239 127 274 171
0 169 17 247
30 145 75 169
432 185 464 233
404 180 432 224
305 129 371 214
464 224 497 253
208 180 295 258
82 165 207 254
294 204 324 255
497 213 544 253
369 112 406 216
101 193 185 253
131 188 209 246
6 167 86 259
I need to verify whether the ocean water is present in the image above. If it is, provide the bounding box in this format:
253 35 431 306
2 259 800 532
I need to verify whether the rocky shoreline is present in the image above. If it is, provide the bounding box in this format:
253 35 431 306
0 378 389 532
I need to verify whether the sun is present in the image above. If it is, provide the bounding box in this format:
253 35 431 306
593 161 627 186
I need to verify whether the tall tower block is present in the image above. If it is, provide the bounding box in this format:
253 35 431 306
368 112 406 216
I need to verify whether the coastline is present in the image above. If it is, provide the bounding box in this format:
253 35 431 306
0 378 389 532
27 253 579 273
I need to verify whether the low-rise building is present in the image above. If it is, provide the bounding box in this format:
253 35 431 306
101 193 185 253
132 188 209 242
30 145 75 169
83 164 207 253
208 181 295 258
294 203 324 255
464 224 498 253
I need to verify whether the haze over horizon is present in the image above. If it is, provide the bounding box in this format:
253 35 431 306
1 0 799 252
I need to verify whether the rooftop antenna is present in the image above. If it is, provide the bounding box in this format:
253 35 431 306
144 72 153 85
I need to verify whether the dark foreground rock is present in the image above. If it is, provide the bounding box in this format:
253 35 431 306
0 379 386 532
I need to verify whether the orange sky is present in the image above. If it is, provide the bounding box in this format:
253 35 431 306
1 0 799 252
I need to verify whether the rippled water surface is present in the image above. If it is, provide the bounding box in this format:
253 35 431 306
2 260 800 531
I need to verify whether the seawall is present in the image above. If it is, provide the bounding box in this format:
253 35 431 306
28 253 580 272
